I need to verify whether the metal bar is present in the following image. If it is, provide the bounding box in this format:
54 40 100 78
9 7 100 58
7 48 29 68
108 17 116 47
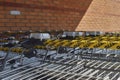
86 62 118 80
27 66 66 80
64 59 76 64
82 69 94 75
104 72 113 77
45 66 71 80
87 62 108 76
45 60 86 80
76 59 85 65
55 73 71 80
66 74 78 80
85 62 109 79
59 62 84 78
76 70 102 80
108 62 118 69
78 68 88 74
89 61 101 67
111 72 119 80
114 65 120 70
94 61 106 68
29 70 51 79
38 66 72 80
2 63 48 80
0 62 32 75
37 70 60 80
86 60 96 66
89 70 99 76
25 70 51 80
71 60 87 73
75 75 85 80
24 61 66 80
12 64 58 79
72 66 84 73
69 60 79 64
13 69 45 80
40 71 65 80
55 61 85 79
101 62 111 69
70 63 85 72
97 62 117 78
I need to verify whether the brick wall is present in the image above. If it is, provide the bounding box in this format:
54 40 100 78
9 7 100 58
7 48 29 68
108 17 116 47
76 0 120 32
0 0 92 32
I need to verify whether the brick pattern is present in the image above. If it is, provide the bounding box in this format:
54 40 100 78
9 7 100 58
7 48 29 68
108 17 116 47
76 0 120 32
0 0 92 32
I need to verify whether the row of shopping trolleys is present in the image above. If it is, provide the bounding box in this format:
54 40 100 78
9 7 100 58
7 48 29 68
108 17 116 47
0 58 120 80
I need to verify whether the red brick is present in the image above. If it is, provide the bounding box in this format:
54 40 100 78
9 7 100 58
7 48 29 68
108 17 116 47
0 19 9 22
5 23 16 27
9 19 21 23
16 15 25 19
5 0 15 2
11 27 20 31
20 19 30 23
0 0 92 31
26 16 35 19
0 15 5 18
5 15 15 18
5 7 15 11
0 23 5 26
21 27 30 31
16 0 25 3
16 23 26 27
0 11 9 15
0 6 4 10
0 27 9 31
0 0 5 1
